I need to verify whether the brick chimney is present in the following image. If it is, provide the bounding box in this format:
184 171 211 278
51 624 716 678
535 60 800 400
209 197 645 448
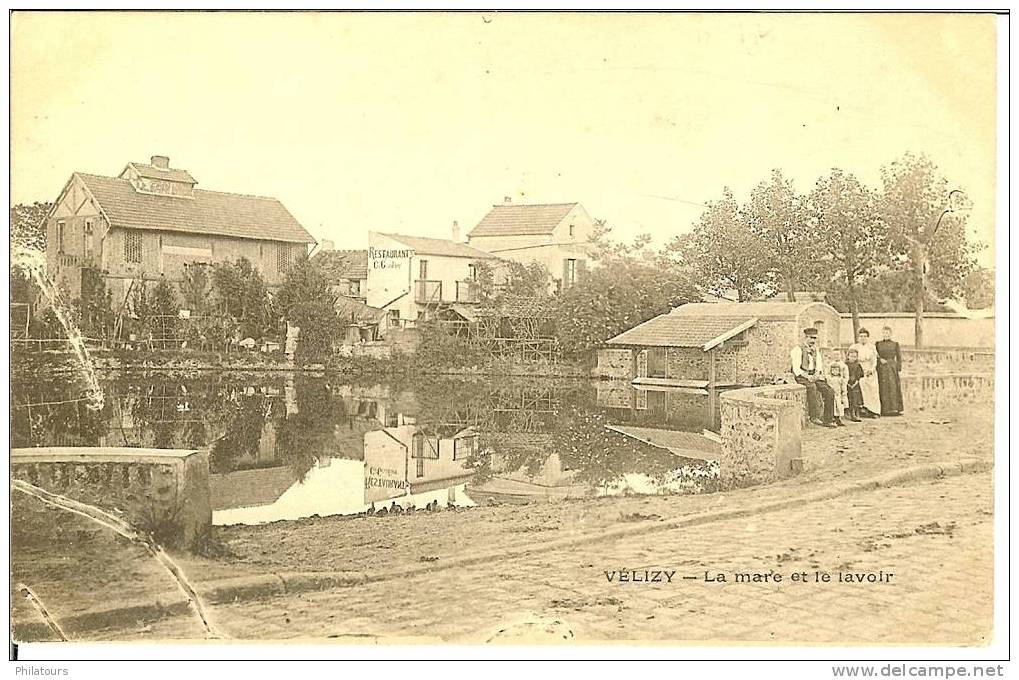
451 220 460 242
503 196 512 205
151 155 170 169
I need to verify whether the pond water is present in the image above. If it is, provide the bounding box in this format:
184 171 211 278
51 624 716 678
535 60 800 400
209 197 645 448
10 372 728 525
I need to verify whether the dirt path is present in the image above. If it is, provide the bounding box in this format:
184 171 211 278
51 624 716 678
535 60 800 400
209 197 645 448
177 405 993 581
11 404 994 642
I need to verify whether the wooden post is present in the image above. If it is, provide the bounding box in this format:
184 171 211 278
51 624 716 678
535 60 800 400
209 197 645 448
708 348 717 388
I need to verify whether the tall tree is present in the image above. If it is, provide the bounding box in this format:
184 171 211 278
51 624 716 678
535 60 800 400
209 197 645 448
880 153 975 347
807 169 886 337
553 255 699 357
211 258 272 339
274 255 342 362
663 188 773 301
745 169 816 301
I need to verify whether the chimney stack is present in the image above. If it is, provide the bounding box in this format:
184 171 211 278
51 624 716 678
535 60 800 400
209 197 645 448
451 220 460 242
503 196 512 205
151 155 170 169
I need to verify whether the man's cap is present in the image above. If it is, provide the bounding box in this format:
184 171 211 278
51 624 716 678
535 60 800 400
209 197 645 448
803 327 819 337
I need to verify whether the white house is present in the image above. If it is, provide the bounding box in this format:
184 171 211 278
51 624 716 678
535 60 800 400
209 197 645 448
466 199 595 292
365 232 497 328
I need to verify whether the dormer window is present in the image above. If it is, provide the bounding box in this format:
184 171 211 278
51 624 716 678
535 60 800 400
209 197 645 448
119 155 197 198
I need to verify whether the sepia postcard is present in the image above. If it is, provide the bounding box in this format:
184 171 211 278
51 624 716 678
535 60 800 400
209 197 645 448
6 9 1007 668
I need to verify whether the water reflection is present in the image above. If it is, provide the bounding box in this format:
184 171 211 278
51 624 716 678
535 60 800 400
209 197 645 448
10 373 724 524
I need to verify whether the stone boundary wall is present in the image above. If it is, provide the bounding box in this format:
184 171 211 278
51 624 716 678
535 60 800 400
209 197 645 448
901 374 995 411
899 349 994 376
720 372 994 491
11 447 211 549
719 384 805 490
822 347 994 376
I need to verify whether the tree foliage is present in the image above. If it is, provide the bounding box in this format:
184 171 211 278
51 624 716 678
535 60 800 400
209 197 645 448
10 202 51 252
807 169 887 334
962 266 994 310
553 255 699 357
210 258 273 339
745 169 818 300
664 188 773 301
275 256 341 362
880 153 976 302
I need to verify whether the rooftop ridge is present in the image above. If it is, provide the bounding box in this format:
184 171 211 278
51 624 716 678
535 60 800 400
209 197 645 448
75 172 284 202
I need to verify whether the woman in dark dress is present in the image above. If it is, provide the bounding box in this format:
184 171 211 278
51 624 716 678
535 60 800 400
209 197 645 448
875 326 904 415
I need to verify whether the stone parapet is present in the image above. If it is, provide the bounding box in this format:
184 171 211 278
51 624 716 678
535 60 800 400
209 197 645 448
719 384 805 490
901 373 995 411
899 349 994 376
11 447 211 549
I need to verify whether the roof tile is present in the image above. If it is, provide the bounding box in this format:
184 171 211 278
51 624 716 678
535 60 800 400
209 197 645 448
312 249 368 280
606 314 756 348
469 203 578 237
379 233 496 259
77 173 316 244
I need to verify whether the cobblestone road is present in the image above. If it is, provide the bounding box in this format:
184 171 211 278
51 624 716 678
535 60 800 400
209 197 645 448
166 470 993 645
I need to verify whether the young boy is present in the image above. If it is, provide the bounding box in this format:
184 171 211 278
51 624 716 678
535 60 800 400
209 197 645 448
845 348 865 422
827 352 849 426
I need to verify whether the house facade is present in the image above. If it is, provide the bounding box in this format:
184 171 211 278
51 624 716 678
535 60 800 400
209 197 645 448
599 301 841 387
365 232 496 328
466 199 595 292
311 245 368 301
44 155 316 305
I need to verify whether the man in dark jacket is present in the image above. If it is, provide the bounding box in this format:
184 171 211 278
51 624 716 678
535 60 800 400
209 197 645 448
789 327 836 427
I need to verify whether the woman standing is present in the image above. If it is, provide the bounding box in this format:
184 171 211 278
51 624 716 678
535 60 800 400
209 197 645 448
849 328 881 417
875 326 904 415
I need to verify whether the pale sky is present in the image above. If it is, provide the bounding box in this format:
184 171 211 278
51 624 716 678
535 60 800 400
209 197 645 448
11 12 998 265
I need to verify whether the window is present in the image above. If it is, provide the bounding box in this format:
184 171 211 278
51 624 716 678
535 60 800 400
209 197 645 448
124 232 143 264
350 279 361 295
569 224 575 237
467 264 478 281
56 221 66 253
277 244 292 272
453 436 476 461
388 309 401 327
564 258 578 287
419 259 429 279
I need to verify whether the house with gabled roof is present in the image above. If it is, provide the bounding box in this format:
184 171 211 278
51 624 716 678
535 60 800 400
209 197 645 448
467 198 595 292
598 300 840 387
310 245 369 301
44 155 316 304
365 231 497 329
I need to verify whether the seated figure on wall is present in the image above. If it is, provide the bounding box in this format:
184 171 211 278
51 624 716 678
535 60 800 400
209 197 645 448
789 327 836 428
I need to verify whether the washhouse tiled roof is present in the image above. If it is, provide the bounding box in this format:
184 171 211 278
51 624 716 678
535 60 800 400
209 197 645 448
605 313 757 350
